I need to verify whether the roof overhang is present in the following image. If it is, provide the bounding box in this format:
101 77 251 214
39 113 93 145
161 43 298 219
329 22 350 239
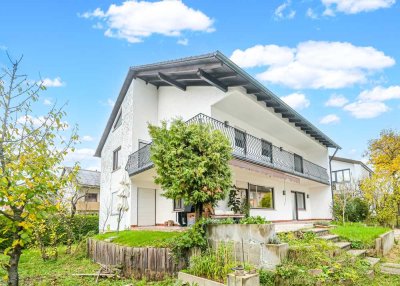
95 51 340 157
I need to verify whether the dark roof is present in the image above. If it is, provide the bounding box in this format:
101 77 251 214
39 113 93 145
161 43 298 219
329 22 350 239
95 51 340 157
62 167 101 187
330 156 373 174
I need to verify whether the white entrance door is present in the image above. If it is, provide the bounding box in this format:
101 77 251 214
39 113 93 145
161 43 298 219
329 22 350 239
138 188 156 226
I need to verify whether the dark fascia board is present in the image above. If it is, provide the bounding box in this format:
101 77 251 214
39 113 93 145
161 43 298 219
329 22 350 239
95 51 340 157
330 156 374 174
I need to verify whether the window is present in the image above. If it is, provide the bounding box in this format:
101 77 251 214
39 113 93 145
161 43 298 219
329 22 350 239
249 184 274 209
332 169 351 183
173 198 184 211
294 154 303 173
296 192 306 210
113 147 121 171
85 193 98 202
261 140 273 163
234 128 246 149
113 110 122 130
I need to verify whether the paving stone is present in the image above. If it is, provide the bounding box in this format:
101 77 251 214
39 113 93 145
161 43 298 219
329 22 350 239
307 228 329 236
365 257 380 267
346 249 367 257
318 234 339 242
380 263 400 275
334 242 351 250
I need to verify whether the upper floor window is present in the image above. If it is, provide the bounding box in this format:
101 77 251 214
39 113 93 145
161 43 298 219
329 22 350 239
331 169 351 183
113 110 122 130
85 193 98 202
294 154 303 173
234 128 246 149
261 139 273 163
113 147 121 171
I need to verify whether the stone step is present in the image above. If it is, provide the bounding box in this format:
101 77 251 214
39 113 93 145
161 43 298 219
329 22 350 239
347 249 367 257
365 257 380 267
307 228 330 237
318 234 340 242
380 263 400 275
334 242 351 250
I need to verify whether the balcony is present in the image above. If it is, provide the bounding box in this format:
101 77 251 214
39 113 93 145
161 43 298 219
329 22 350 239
125 113 330 185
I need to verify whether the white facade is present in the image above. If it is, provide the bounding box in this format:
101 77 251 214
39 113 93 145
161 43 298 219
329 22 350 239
330 156 373 188
97 54 339 231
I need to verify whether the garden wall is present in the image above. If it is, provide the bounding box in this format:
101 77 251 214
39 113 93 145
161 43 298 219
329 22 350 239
375 230 395 256
206 224 288 269
87 239 186 280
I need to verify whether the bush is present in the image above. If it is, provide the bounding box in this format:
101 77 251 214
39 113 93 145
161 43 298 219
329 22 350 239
240 216 270 224
333 196 369 223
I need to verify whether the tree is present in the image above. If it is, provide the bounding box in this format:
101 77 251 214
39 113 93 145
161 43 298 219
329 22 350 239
333 179 359 224
148 119 232 220
0 55 78 286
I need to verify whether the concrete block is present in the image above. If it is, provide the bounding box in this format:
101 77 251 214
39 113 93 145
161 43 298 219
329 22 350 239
178 272 225 286
261 243 289 268
227 272 260 286
376 231 395 256
380 263 400 275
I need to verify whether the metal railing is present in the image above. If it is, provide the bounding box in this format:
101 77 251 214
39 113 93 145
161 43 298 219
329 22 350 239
125 113 330 184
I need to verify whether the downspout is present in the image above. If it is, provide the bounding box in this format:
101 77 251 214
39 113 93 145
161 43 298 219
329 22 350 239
329 147 340 219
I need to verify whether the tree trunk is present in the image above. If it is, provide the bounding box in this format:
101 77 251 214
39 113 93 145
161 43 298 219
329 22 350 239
7 245 22 286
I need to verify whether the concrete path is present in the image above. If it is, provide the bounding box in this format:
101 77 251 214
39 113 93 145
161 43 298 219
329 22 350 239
274 222 314 233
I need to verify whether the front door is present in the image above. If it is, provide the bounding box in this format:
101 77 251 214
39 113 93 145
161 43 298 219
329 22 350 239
138 188 156 226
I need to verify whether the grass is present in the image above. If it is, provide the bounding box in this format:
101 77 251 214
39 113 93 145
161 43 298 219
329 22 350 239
93 230 182 247
330 222 390 248
0 246 180 286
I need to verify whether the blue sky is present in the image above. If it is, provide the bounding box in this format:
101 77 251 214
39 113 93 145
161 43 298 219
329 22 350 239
1 0 399 169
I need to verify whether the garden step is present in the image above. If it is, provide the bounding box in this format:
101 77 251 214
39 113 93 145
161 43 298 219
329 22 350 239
318 234 340 242
334 242 351 250
346 249 367 257
365 257 380 267
306 228 329 236
380 263 400 275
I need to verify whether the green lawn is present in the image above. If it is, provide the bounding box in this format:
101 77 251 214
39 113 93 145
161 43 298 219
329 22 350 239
93 230 182 247
0 246 180 286
330 223 390 248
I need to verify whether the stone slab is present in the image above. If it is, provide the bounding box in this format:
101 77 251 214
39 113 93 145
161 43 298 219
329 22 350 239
334 242 351 250
178 272 225 286
346 249 366 257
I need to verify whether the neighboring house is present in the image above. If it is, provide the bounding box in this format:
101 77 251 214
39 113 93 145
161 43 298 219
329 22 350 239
95 51 341 231
61 167 101 215
330 156 373 191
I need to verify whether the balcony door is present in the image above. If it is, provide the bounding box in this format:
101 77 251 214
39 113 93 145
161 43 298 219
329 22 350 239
291 191 306 220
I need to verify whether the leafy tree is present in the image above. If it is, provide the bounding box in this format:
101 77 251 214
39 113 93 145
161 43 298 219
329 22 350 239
0 55 78 286
148 119 232 220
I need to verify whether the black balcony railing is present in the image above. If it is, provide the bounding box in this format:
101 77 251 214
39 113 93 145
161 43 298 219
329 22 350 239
125 113 330 184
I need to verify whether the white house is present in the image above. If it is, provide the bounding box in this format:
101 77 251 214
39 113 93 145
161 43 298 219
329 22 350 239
95 51 341 231
330 156 373 190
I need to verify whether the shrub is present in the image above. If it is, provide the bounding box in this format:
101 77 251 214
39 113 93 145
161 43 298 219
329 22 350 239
240 216 270 224
259 269 275 286
333 196 369 223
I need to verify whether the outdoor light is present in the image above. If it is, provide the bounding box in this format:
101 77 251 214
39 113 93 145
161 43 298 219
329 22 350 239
283 190 286 195
224 120 229 127
307 194 310 199
280 147 283 151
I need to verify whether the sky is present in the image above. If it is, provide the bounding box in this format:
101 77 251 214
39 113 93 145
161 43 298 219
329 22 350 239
0 0 399 170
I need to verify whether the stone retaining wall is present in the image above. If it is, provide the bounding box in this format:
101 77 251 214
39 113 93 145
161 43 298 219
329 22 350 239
375 230 395 256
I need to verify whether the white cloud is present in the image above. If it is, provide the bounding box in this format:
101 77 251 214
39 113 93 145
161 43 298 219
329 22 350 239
177 38 189 46
358 85 400 101
343 101 389 118
82 135 94 142
320 114 340 124
280 92 310 110
322 0 395 15
306 8 318 19
43 98 53 106
100 98 115 108
274 0 296 20
63 148 100 170
325 94 349 107
40 77 65 87
230 41 394 89
80 0 214 43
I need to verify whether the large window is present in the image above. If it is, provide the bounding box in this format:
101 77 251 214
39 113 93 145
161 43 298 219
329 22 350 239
113 147 121 171
249 184 274 209
331 169 351 183
261 140 273 163
296 192 306 210
173 198 184 211
85 193 98 202
294 154 303 173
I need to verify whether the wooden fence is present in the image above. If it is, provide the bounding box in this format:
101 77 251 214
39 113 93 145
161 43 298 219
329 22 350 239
87 238 187 280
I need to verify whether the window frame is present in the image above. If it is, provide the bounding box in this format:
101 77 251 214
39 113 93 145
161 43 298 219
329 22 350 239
248 184 275 210
294 154 304 173
173 198 184 212
234 128 246 150
112 146 121 171
261 139 273 163
296 192 306 211
331 168 351 183
85 193 98 202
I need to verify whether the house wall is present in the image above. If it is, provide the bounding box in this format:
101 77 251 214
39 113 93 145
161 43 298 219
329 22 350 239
331 159 371 182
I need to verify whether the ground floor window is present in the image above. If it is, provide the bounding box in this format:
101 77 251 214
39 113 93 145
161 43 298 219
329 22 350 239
173 198 184 211
249 184 274 209
296 192 306 210
85 193 98 202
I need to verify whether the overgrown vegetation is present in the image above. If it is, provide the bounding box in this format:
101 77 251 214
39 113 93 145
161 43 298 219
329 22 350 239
330 222 389 249
94 230 181 248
